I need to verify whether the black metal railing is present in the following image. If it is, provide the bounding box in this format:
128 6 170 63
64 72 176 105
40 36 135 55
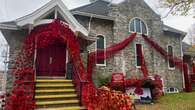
72 64 88 106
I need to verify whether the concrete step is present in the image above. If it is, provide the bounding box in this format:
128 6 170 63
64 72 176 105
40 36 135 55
36 79 72 83
36 89 75 93
35 77 83 109
36 84 74 88
36 106 85 110
35 94 77 99
36 100 79 106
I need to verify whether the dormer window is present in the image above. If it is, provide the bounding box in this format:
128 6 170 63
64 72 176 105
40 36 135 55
129 18 148 35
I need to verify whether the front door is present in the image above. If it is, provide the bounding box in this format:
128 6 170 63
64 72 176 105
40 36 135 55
36 41 66 76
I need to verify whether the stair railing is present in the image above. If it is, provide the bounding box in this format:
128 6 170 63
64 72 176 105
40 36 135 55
72 64 88 106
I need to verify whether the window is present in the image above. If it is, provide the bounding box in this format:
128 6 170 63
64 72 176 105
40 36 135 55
167 45 175 69
136 44 142 67
129 18 148 35
166 87 179 93
96 35 106 65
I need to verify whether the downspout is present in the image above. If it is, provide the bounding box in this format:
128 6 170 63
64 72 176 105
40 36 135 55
88 15 93 32
180 35 185 90
28 24 37 81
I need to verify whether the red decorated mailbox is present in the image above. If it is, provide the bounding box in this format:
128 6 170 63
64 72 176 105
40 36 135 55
111 73 125 92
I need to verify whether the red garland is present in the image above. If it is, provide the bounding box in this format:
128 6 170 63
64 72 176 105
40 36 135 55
87 33 137 81
5 68 35 110
124 75 163 99
5 19 188 110
142 34 192 92
193 62 195 74
5 20 89 109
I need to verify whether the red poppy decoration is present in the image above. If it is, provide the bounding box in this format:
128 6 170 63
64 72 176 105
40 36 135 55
134 87 143 95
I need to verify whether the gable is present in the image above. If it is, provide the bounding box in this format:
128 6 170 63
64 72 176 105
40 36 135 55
113 0 160 19
14 0 88 36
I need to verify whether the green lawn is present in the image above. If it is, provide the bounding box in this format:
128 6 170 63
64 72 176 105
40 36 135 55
136 92 195 110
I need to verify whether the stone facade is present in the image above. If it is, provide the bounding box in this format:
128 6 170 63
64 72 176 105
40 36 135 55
74 0 184 90
1 29 28 92
0 0 185 92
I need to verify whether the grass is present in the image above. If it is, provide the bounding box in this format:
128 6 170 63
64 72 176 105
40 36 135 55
136 92 195 110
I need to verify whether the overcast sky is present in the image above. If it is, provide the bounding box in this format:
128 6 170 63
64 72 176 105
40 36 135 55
0 0 194 42
0 0 194 70
0 0 194 28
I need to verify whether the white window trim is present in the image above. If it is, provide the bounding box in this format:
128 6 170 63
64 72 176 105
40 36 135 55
96 34 106 66
167 45 175 70
165 87 179 94
135 43 143 68
129 17 148 35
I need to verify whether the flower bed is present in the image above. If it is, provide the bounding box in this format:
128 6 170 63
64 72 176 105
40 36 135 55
88 86 133 110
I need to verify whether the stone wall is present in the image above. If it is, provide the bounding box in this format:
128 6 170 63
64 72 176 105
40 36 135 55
2 0 184 91
107 0 183 90
74 15 114 86
75 0 184 90
1 29 28 92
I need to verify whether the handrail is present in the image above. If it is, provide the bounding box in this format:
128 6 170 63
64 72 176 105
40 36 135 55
72 64 88 106
72 64 88 83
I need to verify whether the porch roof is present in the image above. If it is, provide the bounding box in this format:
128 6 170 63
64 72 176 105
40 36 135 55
0 0 95 42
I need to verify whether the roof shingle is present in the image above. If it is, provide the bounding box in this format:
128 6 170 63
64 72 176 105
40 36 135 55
71 0 111 16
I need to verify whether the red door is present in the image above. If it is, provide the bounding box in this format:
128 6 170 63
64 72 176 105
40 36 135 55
36 42 66 76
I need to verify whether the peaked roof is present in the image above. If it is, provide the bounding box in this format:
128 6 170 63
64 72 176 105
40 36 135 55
72 0 186 37
0 0 89 37
163 25 186 37
71 0 111 16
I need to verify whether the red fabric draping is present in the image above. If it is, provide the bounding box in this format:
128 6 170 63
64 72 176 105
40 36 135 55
192 63 195 74
137 44 149 78
142 34 192 92
87 33 137 82
5 20 89 109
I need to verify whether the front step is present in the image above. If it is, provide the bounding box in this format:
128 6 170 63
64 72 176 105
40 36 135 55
36 79 72 83
36 106 85 110
36 100 79 105
36 84 74 88
35 77 84 110
35 94 77 99
36 89 75 93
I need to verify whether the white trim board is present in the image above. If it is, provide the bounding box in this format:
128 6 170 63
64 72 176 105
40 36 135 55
14 0 88 37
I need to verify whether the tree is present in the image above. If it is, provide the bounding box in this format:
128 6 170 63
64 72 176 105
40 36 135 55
187 24 195 45
160 0 194 16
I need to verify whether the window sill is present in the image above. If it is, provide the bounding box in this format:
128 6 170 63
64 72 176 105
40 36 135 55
96 64 106 67
136 66 141 69
168 67 175 70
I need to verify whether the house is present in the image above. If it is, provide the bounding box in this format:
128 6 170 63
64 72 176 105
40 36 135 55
71 0 186 91
183 42 195 90
0 0 189 109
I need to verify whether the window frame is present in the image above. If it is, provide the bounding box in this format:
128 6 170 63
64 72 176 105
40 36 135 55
95 34 106 66
129 17 148 35
135 43 143 68
167 45 175 70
